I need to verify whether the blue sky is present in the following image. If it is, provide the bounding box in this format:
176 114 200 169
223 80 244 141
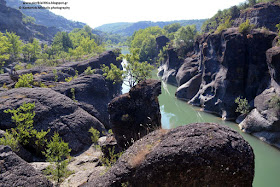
25 0 247 28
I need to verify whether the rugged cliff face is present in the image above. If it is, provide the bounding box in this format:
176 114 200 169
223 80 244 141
157 1 280 147
159 28 276 120
234 2 280 32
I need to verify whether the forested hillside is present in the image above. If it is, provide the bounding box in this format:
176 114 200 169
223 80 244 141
6 0 85 32
95 20 206 36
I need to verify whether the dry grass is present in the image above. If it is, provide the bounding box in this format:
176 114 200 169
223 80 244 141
129 128 169 168
129 147 151 168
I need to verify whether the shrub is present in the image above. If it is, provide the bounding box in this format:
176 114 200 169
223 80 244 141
99 147 123 169
235 96 250 115
0 131 19 152
239 19 255 34
43 132 72 185
15 73 34 88
65 76 73 82
101 63 124 84
70 88 77 102
215 16 233 34
88 127 100 144
84 67 95 75
4 102 49 153
268 94 280 112
52 69 58 82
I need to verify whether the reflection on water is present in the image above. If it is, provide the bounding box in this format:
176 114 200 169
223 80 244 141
120 54 280 186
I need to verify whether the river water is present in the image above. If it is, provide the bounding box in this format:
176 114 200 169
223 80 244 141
121 51 280 186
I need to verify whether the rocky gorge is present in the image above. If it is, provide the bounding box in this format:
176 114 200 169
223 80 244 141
157 1 280 149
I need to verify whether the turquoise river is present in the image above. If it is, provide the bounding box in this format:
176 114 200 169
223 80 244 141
121 51 280 186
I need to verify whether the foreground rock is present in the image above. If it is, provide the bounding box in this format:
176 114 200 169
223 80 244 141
108 80 162 149
0 145 53 187
0 88 105 155
84 123 255 187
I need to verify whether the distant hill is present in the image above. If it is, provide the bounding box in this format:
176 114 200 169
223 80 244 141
95 20 207 36
0 0 59 41
6 0 85 32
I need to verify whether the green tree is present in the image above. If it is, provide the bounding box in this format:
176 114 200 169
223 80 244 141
52 32 73 52
22 43 33 62
15 73 34 88
101 63 124 84
174 25 197 49
22 15 36 24
123 49 154 87
6 32 23 62
248 0 257 6
215 16 233 34
164 23 181 33
235 96 250 115
43 132 71 186
30 39 41 62
0 32 11 70
239 19 255 34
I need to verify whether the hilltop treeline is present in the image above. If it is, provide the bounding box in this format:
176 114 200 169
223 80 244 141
0 25 106 73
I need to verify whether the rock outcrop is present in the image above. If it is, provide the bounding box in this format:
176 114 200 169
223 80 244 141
0 88 106 155
172 28 276 120
108 79 162 149
158 47 184 86
0 145 53 187
239 47 280 148
53 74 116 128
60 50 122 74
234 2 280 32
84 123 255 187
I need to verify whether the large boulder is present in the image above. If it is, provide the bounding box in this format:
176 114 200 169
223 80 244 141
84 123 255 187
53 74 120 128
234 2 280 32
0 145 53 187
108 80 161 150
0 88 106 155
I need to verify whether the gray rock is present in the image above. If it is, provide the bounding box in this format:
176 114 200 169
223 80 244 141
0 88 105 155
239 87 280 148
0 145 53 187
83 123 255 187
108 80 162 150
53 74 117 128
176 73 202 101
233 2 280 32
176 57 199 86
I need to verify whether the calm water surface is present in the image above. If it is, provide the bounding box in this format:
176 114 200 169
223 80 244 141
121 50 280 186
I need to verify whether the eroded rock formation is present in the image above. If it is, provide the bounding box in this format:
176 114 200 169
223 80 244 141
0 145 53 187
108 79 161 149
83 123 255 187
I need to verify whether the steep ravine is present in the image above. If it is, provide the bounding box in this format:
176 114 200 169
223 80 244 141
153 73 280 187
